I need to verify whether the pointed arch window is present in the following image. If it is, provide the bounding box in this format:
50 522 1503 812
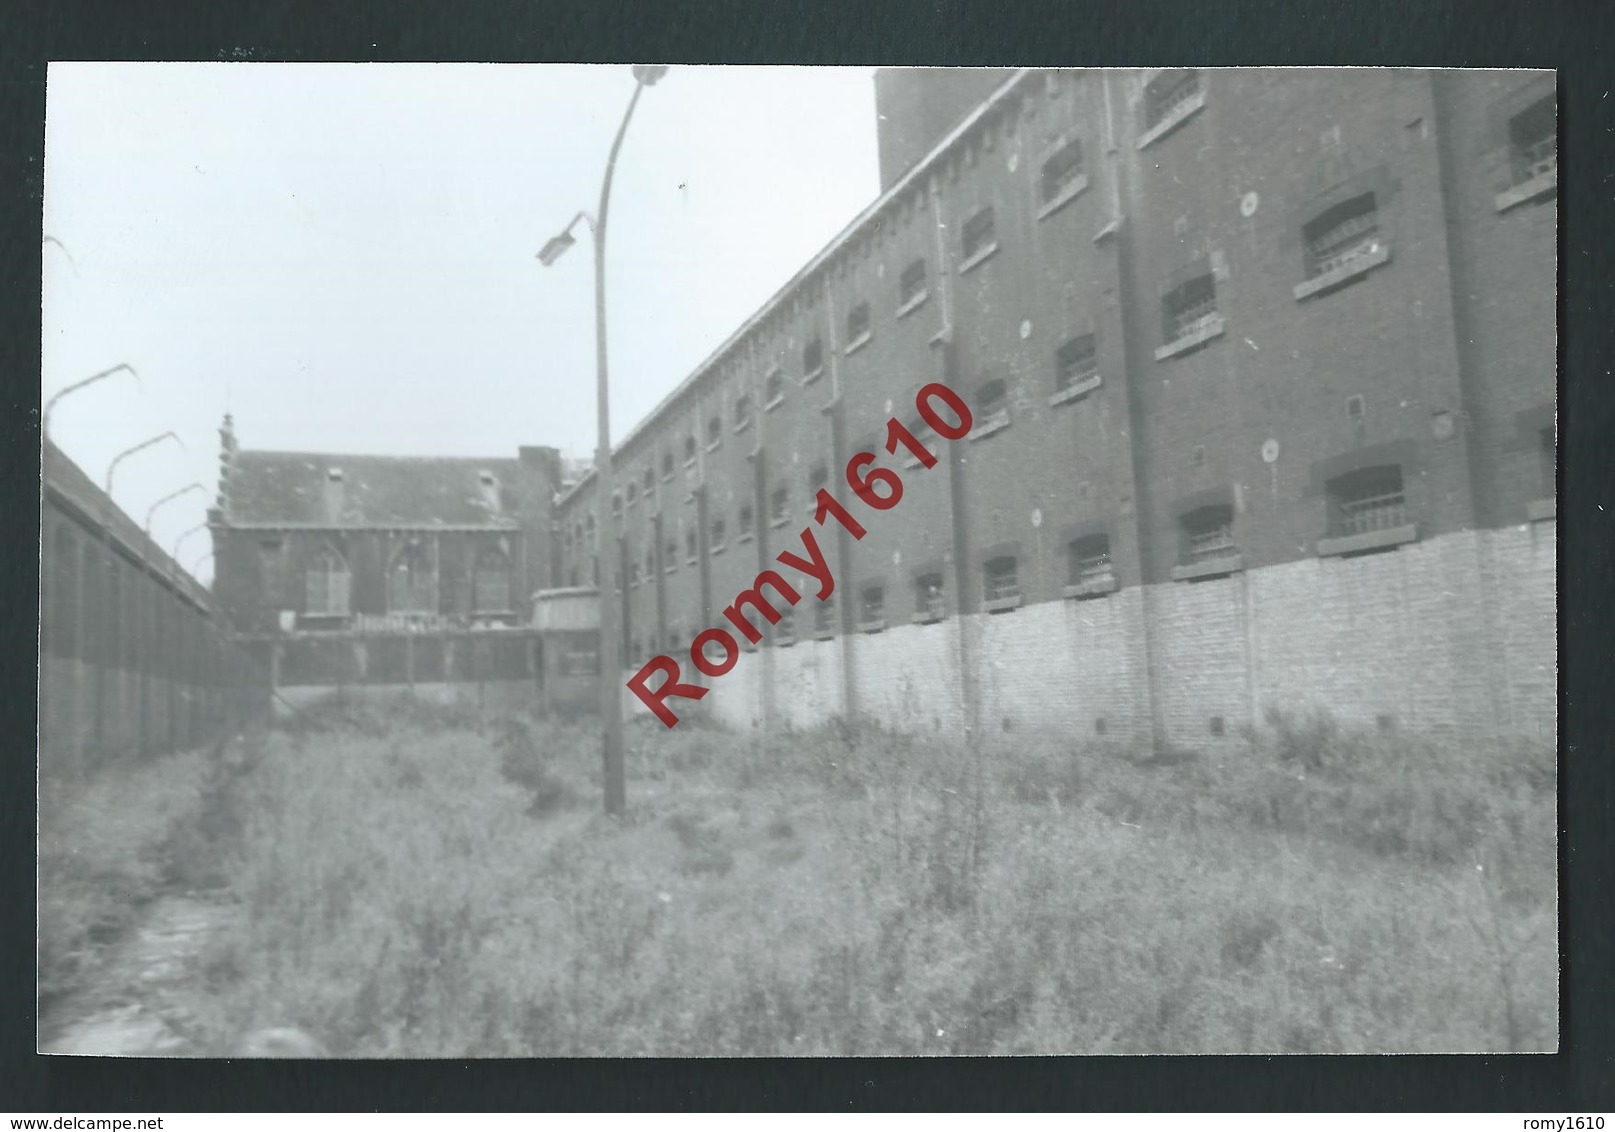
473 544 513 613
388 541 436 614
306 545 351 616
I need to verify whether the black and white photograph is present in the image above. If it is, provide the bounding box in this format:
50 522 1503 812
37 64 1558 1059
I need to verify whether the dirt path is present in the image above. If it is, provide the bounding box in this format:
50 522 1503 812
41 893 237 1057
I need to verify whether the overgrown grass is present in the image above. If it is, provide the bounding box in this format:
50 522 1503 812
81 696 1559 1055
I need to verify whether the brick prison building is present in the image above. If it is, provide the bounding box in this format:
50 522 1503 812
554 68 1558 746
209 416 563 709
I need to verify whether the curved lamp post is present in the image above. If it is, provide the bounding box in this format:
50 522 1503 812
537 63 668 817
43 363 139 438
144 482 206 536
105 431 183 497
188 549 215 579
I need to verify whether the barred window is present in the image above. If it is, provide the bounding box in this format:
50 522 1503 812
1329 466 1407 536
1068 534 1113 587
973 379 1010 435
662 452 675 479
860 584 885 626
898 259 927 309
1041 137 1085 205
685 529 698 564
771 485 790 525
306 545 350 616
664 538 678 573
984 556 1020 606
734 392 752 426
814 595 836 635
775 608 797 648
847 301 871 345
711 516 727 552
1510 94 1557 186
1303 193 1381 279
803 336 824 379
473 545 512 612
1163 272 1218 345
707 415 723 448
765 369 784 405
684 435 698 464
1180 505 1238 565
739 502 755 538
1055 334 1098 391
962 206 997 261
1144 69 1201 132
914 572 945 621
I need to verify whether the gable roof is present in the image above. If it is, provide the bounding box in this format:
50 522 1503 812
224 450 523 528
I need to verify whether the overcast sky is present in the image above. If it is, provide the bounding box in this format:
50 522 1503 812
42 63 881 581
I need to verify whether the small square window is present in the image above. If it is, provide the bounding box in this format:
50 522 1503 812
807 462 829 511
684 435 698 464
685 530 699 564
664 539 678 574
738 503 755 539
764 370 784 407
644 466 656 491
803 336 824 380
914 572 945 622
711 517 727 553
1040 138 1085 207
962 207 997 264
984 555 1020 609
1054 334 1098 392
846 301 871 348
734 392 752 428
1068 533 1113 588
1180 505 1237 566
775 609 797 648
771 485 790 526
898 259 928 312
662 452 675 479
1330 466 1408 537
706 415 723 448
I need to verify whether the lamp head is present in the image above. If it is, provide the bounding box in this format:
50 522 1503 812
537 230 577 267
632 65 670 87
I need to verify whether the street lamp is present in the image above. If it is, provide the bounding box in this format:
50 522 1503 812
43 363 139 437
144 482 206 536
188 549 215 581
538 63 668 817
105 430 184 497
173 520 208 562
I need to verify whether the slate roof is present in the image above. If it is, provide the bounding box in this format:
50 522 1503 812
223 450 523 528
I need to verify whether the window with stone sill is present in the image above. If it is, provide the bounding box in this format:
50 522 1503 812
683 435 698 464
1143 69 1201 135
305 545 350 616
961 206 997 266
734 392 752 429
808 462 829 512
1068 533 1114 589
984 556 1020 608
664 540 678 573
706 415 722 449
898 415 940 468
913 572 946 621
711 517 727 554
898 259 928 314
846 301 872 350
1329 465 1408 538
1180 505 1238 566
771 486 790 526
1054 333 1098 393
814 596 837 636
1511 95 1557 187
738 503 755 540
625 482 638 505
645 548 656 578
764 370 784 407
803 336 824 381
685 530 698 564
661 453 675 479
971 379 1010 438
611 492 623 519
1040 137 1085 209
859 584 885 630
774 609 797 648
473 545 512 612
1159 272 1221 355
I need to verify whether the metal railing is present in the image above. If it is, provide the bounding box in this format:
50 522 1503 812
1339 490 1408 535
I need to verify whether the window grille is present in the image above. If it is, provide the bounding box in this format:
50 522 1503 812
1144 70 1201 131
847 301 871 343
899 260 927 307
1332 466 1407 536
739 503 754 537
1510 95 1557 183
711 517 726 550
771 485 790 523
306 546 350 616
1181 505 1238 564
388 544 435 613
974 379 1010 433
1304 194 1380 278
914 572 945 620
860 585 885 624
1069 534 1114 587
803 336 823 377
765 370 784 404
1041 138 1085 204
775 609 797 647
734 393 751 424
815 596 836 635
962 207 997 260
473 546 511 612
1163 273 1218 344
1055 334 1098 390
984 556 1020 603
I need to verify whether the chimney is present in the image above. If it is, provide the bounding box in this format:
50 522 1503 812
216 413 238 519
323 466 345 524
